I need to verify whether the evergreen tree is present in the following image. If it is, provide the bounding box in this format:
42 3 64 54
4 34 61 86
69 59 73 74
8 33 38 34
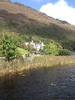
1 34 18 61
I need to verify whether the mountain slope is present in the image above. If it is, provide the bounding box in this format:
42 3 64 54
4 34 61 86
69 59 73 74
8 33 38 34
0 1 75 50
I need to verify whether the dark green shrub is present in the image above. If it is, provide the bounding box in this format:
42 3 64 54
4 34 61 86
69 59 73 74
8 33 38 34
1 34 18 61
58 49 71 56
0 45 3 56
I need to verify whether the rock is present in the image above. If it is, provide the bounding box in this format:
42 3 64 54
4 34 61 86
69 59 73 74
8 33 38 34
14 2 25 7
0 0 11 2
51 83 56 86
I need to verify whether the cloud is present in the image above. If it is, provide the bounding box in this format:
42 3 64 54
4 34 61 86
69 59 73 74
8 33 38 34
40 0 75 25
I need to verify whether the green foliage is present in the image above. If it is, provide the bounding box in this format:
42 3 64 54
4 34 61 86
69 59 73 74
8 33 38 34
61 40 75 51
1 34 18 61
58 49 71 56
17 47 31 56
0 21 75 51
0 45 3 56
42 41 71 56
16 51 24 61
43 43 59 55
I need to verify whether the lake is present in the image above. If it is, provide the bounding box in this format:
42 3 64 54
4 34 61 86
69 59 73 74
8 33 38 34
0 65 75 100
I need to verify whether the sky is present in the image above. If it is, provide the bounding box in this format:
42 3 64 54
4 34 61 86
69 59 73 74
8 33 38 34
11 0 75 25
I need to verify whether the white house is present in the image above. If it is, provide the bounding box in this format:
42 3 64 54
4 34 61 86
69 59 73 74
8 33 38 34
25 40 44 51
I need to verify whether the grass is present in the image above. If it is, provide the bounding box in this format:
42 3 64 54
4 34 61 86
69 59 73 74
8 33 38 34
0 55 75 76
0 46 31 57
17 47 31 56
30 55 75 68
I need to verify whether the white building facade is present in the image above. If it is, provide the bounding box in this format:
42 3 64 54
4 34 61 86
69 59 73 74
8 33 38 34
25 40 44 51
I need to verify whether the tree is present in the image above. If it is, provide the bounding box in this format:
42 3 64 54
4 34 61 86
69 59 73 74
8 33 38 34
1 34 18 61
43 43 59 55
58 49 71 56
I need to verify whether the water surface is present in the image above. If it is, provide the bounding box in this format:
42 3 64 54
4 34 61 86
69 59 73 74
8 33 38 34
0 65 75 100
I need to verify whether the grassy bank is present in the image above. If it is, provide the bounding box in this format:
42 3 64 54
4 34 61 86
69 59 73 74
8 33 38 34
30 55 75 68
17 47 31 56
0 56 75 76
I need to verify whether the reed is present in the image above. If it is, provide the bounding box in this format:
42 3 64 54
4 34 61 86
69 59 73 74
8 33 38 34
29 55 75 68
0 59 26 76
0 55 75 76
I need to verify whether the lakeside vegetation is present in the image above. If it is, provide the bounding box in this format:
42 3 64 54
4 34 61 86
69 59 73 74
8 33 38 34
17 47 31 56
0 30 74 77
0 56 75 76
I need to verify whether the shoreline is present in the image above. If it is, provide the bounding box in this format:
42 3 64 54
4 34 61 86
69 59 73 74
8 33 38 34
0 55 75 76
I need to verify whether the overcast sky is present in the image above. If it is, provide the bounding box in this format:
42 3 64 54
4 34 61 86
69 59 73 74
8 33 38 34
11 0 75 25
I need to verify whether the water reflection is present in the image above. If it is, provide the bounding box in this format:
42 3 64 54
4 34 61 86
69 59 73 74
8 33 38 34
0 65 75 99
0 73 18 100
72 52 75 56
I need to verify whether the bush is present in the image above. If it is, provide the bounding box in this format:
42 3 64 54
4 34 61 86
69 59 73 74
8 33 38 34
43 43 59 55
58 49 71 56
16 52 24 61
1 34 18 61
0 45 3 56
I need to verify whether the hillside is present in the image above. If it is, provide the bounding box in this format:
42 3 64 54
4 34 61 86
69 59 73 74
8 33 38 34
0 0 75 50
